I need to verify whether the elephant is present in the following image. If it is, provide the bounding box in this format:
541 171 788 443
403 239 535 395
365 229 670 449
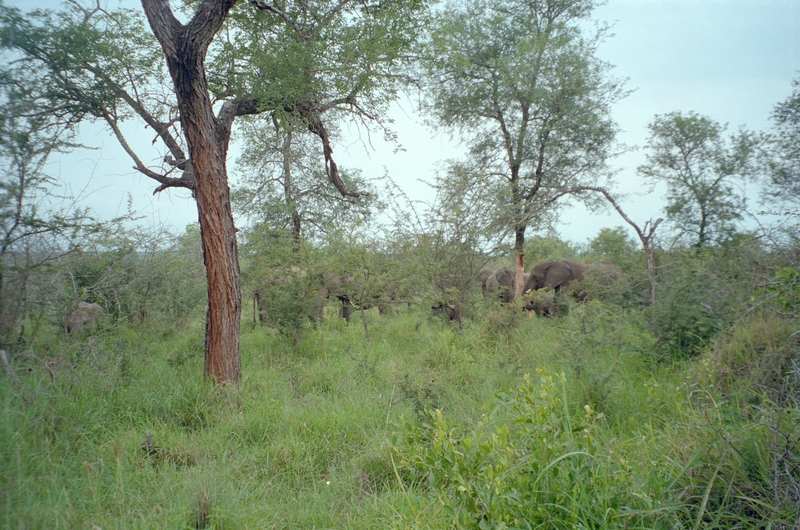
254 267 330 325
571 261 624 301
521 260 622 311
331 273 415 322
483 267 519 303
479 268 495 296
323 272 356 323
67 301 104 334
525 291 555 317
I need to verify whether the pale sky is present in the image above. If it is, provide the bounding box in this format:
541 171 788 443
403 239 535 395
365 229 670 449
7 0 800 244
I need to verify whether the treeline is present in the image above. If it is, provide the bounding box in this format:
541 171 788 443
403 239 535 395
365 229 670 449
5 210 795 366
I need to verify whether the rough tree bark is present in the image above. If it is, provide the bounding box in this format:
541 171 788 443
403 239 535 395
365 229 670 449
141 0 242 384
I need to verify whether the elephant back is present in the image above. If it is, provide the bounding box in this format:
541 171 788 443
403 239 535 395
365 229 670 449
571 261 626 301
479 268 495 295
67 301 104 334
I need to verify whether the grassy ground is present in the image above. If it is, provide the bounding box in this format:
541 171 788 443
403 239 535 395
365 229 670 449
1 302 797 528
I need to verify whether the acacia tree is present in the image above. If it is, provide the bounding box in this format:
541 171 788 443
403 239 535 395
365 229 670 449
423 0 625 294
0 0 425 383
639 111 761 249
218 0 423 243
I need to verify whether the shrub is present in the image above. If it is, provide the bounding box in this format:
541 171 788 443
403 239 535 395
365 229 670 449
391 370 679 528
651 245 762 358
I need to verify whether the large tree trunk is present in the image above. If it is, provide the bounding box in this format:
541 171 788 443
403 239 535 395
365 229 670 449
142 0 241 384
195 143 242 384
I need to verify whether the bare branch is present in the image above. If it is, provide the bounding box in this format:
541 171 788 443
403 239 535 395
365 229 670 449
306 115 369 198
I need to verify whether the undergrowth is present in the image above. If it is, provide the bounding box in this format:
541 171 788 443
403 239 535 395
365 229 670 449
1 305 797 528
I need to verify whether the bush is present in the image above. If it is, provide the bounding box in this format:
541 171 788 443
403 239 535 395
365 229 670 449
697 313 800 402
391 370 680 528
651 245 762 358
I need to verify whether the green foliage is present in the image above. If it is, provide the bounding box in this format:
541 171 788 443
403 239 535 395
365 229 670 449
242 235 327 340
223 0 429 239
650 242 763 359
213 0 428 118
763 77 800 208
392 370 678 528
0 2 170 147
0 72 108 346
2 285 799 528
582 227 638 265
559 302 654 412
523 235 579 265
423 0 625 253
768 266 800 312
60 225 206 328
697 312 800 402
231 122 382 242
651 385 800 528
386 168 494 319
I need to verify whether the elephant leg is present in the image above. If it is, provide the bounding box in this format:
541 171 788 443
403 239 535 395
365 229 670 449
339 296 352 323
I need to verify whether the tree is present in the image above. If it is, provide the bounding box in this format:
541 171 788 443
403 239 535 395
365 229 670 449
638 111 760 249
0 87 102 348
584 226 638 263
581 187 663 307
140 0 250 384
231 119 378 247
218 0 425 244
0 0 426 383
763 77 800 209
422 0 625 294
385 163 498 323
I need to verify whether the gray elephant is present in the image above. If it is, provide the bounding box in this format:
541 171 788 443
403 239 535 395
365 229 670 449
525 291 555 317
522 260 622 310
323 273 356 323
523 260 589 294
483 267 519 303
67 301 104 334
571 261 624 301
479 268 495 296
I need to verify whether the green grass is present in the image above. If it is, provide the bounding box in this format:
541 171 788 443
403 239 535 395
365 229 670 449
1 304 798 528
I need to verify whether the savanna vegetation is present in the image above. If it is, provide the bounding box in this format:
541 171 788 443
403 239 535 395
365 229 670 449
2 0 800 528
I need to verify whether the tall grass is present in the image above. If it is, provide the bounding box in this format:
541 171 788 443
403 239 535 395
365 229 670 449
1 303 797 528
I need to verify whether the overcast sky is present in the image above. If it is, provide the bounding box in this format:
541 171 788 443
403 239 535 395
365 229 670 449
7 0 800 244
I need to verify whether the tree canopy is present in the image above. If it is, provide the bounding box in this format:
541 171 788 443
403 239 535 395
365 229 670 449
638 111 761 248
0 0 430 382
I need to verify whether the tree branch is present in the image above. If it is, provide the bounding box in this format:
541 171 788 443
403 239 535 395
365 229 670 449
249 0 310 42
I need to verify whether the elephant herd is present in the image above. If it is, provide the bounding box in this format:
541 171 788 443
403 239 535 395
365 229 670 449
481 260 623 317
250 259 624 329
252 268 353 326
64 260 622 336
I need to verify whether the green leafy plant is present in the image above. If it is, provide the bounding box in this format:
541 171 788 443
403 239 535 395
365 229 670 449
392 370 677 528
